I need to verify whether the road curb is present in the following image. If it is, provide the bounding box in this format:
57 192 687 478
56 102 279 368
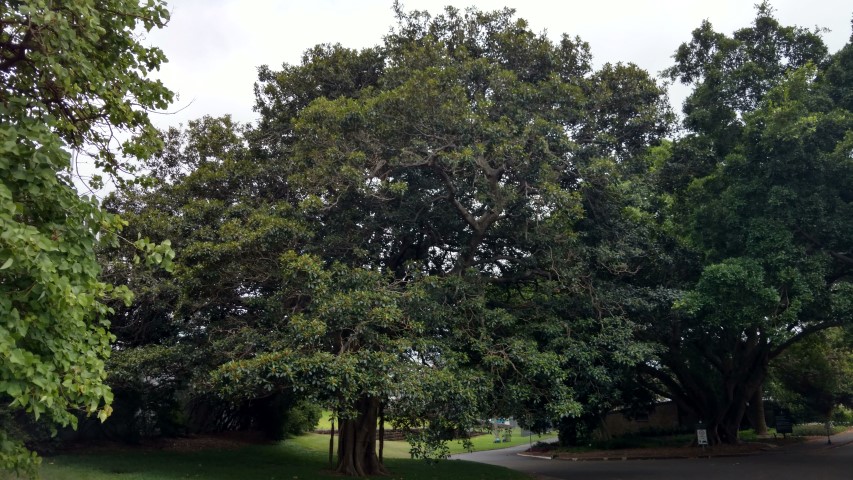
550 453 760 461
825 438 853 450
517 453 554 459
525 450 766 462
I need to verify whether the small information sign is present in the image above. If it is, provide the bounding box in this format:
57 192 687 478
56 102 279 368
696 428 709 446
775 415 793 434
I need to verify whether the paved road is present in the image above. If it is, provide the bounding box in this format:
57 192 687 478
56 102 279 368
453 431 853 480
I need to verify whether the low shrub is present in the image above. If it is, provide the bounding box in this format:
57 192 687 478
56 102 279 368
793 423 846 436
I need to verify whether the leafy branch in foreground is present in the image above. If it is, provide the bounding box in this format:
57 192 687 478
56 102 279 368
0 0 175 475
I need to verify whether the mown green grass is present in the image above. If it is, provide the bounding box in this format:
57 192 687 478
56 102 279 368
444 429 553 455
792 423 848 436
294 429 552 457
739 424 848 439
315 411 394 431
313 411 551 455
289 432 415 459
31 434 533 480
551 424 849 453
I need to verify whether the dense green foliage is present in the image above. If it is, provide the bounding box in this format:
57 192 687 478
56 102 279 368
100 2 853 468
0 0 172 178
103 4 669 476
769 328 853 422
637 3 853 444
6 2 851 478
0 0 173 474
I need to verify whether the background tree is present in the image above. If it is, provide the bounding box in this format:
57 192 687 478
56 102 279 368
99 115 321 441
0 0 173 474
639 5 853 444
769 328 853 423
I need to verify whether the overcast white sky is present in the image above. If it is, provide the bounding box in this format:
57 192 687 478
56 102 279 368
144 0 851 129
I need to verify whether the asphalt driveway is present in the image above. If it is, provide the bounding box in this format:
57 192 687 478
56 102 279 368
452 431 853 480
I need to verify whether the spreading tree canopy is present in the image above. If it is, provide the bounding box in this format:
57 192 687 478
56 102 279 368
105 4 669 476
226 5 671 473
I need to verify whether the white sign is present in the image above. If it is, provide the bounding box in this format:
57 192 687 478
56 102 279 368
696 429 709 446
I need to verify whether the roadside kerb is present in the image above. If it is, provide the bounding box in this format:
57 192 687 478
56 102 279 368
520 443 783 462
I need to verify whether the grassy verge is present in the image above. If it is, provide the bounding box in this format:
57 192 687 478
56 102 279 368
315 411 395 431
445 429 554 455
314 411 551 456
739 424 848 440
793 423 848 436
31 435 533 480
551 424 850 454
295 429 553 457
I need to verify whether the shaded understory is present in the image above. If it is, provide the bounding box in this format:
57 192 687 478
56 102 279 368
34 434 532 480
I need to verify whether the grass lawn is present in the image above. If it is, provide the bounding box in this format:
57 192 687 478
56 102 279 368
739 424 848 439
314 411 552 456
316 411 394 431
32 434 533 480
448 429 552 455
792 423 848 436
292 429 552 457
552 424 850 454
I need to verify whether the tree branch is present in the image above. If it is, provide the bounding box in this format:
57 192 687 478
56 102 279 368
770 319 846 359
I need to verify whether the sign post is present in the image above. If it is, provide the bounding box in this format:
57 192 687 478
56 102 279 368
696 421 709 450
775 414 793 438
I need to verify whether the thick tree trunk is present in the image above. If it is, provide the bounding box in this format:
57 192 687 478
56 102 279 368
329 417 335 467
701 401 740 445
746 386 767 435
710 361 767 445
378 404 385 463
557 417 581 447
714 414 742 445
335 396 389 477
653 334 771 446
